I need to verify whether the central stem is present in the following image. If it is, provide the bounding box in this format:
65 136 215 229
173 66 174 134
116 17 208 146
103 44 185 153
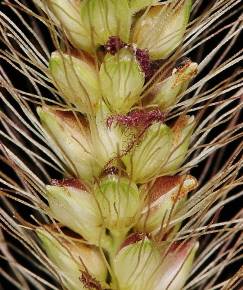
108 228 128 290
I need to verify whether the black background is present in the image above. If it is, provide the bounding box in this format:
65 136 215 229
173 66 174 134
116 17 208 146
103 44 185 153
0 0 242 289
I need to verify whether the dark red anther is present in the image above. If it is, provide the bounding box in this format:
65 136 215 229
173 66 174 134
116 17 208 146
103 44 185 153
51 178 87 191
135 48 152 78
105 36 125 55
105 37 152 77
106 108 165 129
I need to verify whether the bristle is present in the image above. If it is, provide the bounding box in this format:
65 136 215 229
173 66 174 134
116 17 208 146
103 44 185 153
0 0 241 289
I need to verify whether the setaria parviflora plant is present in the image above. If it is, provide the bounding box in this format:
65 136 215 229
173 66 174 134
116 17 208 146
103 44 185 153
0 0 242 290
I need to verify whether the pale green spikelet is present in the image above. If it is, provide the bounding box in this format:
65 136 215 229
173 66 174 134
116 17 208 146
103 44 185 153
0 0 242 290
37 106 101 181
49 51 100 114
80 0 132 49
132 0 192 59
136 175 198 233
99 48 145 113
113 237 198 290
122 123 173 183
37 228 108 290
45 0 91 51
45 181 106 246
144 59 198 109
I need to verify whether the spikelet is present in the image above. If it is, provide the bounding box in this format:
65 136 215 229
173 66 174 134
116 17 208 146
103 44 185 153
0 0 242 290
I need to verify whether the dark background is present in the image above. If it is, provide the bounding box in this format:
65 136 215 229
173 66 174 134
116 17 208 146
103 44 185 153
0 0 242 289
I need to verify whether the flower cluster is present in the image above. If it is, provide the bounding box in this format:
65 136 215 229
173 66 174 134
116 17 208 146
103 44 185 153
36 1 199 289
